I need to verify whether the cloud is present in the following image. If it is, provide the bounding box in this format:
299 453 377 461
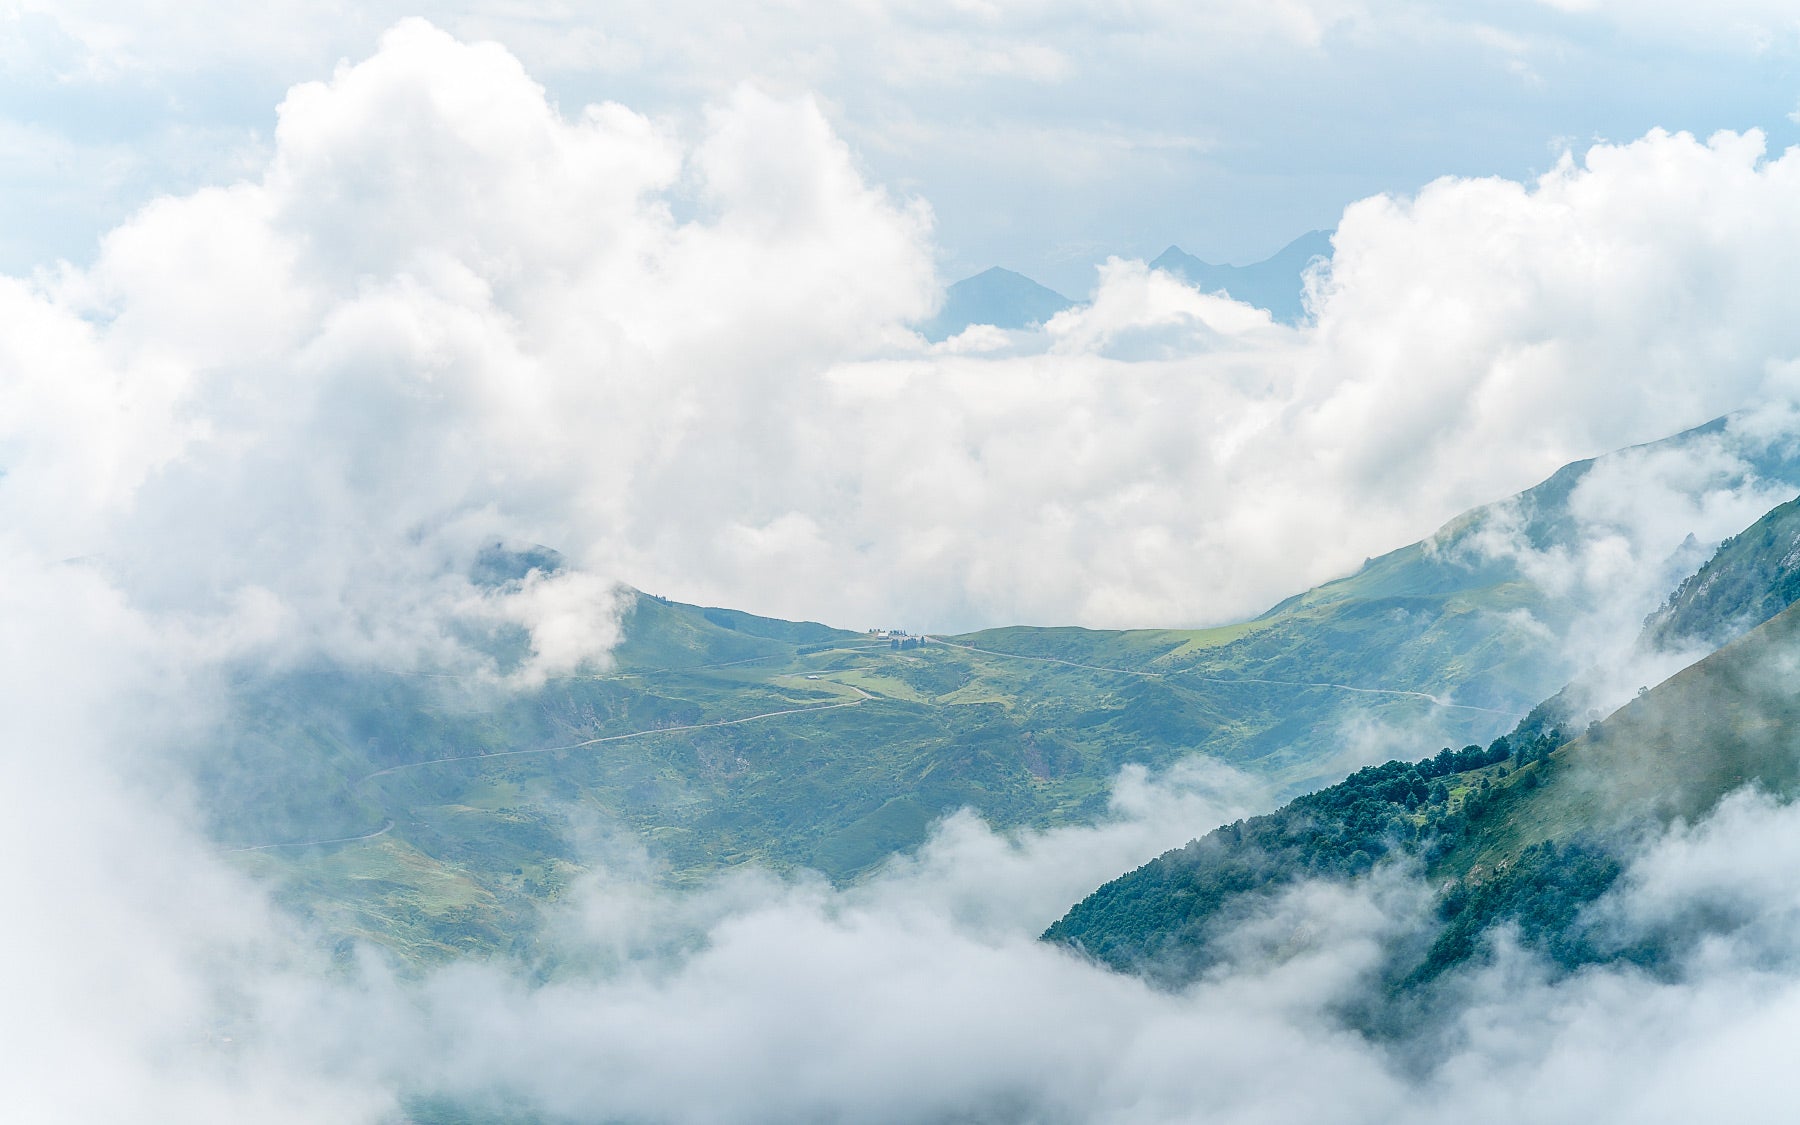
233 777 1800 1125
0 555 392 1121
3 18 941 678
345 768 1421 1125
327 771 1800 1124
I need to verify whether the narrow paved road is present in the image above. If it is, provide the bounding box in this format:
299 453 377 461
383 643 894 685
226 819 395 853
927 637 1514 717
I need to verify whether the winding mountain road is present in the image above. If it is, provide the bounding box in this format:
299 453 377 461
360 683 872 781
227 819 395 853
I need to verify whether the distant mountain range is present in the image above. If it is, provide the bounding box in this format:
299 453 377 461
1148 229 1332 325
920 230 1332 341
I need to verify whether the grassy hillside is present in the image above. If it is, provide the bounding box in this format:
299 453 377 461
1447 602 1800 871
1644 492 1800 651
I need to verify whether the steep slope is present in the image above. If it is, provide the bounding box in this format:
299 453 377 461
1447 602 1800 869
1643 493 1800 651
1149 230 1332 323
1046 573 1800 990
918 266 1075 341
1043 740 1518 982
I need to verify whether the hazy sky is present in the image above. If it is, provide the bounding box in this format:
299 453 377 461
6 1 1800 292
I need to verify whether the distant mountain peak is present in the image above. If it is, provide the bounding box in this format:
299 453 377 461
919 266 1075 342
968 265 1033 282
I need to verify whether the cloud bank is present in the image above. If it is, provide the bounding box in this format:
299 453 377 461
78 777 1800 1125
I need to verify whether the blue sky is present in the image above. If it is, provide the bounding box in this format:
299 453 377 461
6 2 1800 294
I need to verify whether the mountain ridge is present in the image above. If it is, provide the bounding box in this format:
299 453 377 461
919 266 1074 341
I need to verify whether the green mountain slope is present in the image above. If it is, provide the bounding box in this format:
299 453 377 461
1447 603 1800 869
1644 493 1800 651
1045 547 1800 989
